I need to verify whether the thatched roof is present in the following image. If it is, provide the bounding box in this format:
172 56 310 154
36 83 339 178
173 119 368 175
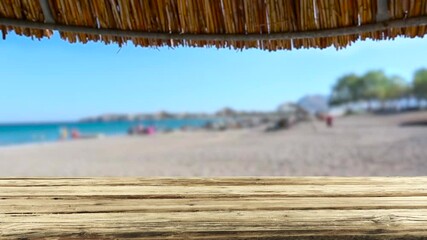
1 0 427 51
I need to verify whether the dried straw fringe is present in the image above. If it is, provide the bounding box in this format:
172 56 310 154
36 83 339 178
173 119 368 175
1 0 427 51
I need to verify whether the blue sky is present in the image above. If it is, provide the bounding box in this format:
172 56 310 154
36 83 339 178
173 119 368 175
1 32 426 123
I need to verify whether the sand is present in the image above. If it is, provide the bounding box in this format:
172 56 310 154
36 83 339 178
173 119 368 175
1 112 427 177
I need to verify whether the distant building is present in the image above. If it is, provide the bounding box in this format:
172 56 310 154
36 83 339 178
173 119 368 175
215 107 237 117
297 95 329 115
277 102 309 121
277 102 298 113
155 111 173 119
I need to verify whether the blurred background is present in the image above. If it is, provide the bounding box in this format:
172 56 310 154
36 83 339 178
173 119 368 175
1 33 427 176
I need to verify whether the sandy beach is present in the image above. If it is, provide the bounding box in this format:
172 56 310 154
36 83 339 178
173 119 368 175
1 112 427 177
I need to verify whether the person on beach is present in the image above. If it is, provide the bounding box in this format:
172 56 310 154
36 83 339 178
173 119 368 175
136 124 145 134
59 128 68 140
71 129 81 139
326 115 334 127
147 126 156 135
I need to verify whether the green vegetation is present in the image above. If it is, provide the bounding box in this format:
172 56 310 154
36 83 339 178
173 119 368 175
413 69 427 100
330 69 426 111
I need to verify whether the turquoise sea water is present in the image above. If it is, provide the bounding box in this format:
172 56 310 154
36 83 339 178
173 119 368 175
0 119 212 146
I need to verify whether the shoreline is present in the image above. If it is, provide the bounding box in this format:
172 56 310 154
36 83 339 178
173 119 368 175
0 112 426 177
0 133 114 150
0 128 242 150
0 118 217 148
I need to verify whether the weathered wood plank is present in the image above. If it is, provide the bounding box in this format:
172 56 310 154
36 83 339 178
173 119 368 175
2 197 427 214
2 177 427 186
1 178 427 239
2 185 427 198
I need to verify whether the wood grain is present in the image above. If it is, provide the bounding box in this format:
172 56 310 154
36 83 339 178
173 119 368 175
1 177 427 239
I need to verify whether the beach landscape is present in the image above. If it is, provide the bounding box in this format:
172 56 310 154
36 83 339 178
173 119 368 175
1 111 426 177
3 19 427 179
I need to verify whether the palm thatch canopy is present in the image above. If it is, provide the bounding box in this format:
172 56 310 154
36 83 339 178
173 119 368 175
1 0 427 51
